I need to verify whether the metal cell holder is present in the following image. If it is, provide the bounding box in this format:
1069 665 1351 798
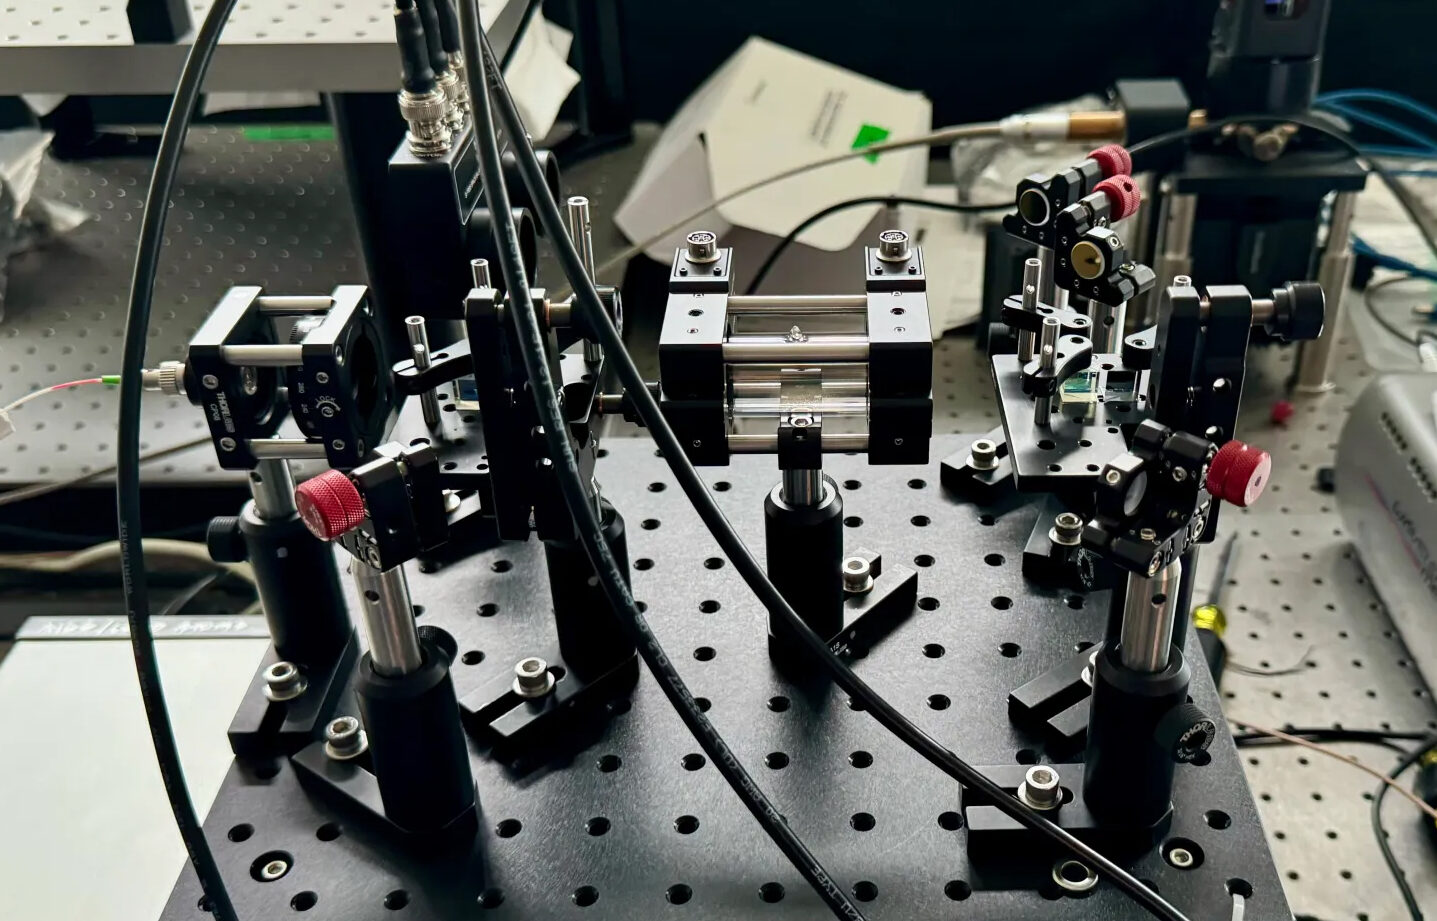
654 230 933 466
644 231 933 670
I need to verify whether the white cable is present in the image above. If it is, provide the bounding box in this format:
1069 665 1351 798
0 377 118 443
0 377 114 416
1419 337 1437 372
0 539 254 583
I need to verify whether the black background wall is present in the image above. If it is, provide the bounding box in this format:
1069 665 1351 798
34 1 1434 136
549 0 1435 128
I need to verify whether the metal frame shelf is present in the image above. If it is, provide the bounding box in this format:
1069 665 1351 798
0 0 526 95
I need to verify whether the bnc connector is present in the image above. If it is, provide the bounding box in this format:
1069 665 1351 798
445 52 471 130
399 87 452 158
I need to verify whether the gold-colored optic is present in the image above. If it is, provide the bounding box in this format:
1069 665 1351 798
1072 240 1106 280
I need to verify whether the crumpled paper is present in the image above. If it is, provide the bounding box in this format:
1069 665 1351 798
0 129 94 321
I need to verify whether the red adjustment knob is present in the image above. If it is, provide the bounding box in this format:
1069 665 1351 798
295 469 366 540
1206 441 1273 508
1094 174 1142 221
1270 399 1295 426
1088 144 1133 179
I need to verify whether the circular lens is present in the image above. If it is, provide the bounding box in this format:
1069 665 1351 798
1123 471 1149 517
1018 188 1051 227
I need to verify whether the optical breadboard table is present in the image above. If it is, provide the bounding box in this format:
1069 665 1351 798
0 0 528 94
158 433 1286 921
0 125 1432 920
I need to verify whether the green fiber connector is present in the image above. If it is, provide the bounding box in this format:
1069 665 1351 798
101 374 122 386
243 125 336 142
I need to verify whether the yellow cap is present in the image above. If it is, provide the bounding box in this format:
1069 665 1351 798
1192 604 1227 637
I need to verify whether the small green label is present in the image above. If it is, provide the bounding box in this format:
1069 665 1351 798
243 124 336 142
851 124 891 163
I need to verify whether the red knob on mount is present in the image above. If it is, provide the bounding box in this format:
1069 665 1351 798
1088 144 1133 179
295 469 366 540
1094 174 1142 221
1206 440 1273 508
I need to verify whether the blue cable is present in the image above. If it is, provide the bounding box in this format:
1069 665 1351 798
1317 89 1437 133
1361 145 1437 160
1314 89 1437 163
1352 235 1437 283
1314 100 1437 154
